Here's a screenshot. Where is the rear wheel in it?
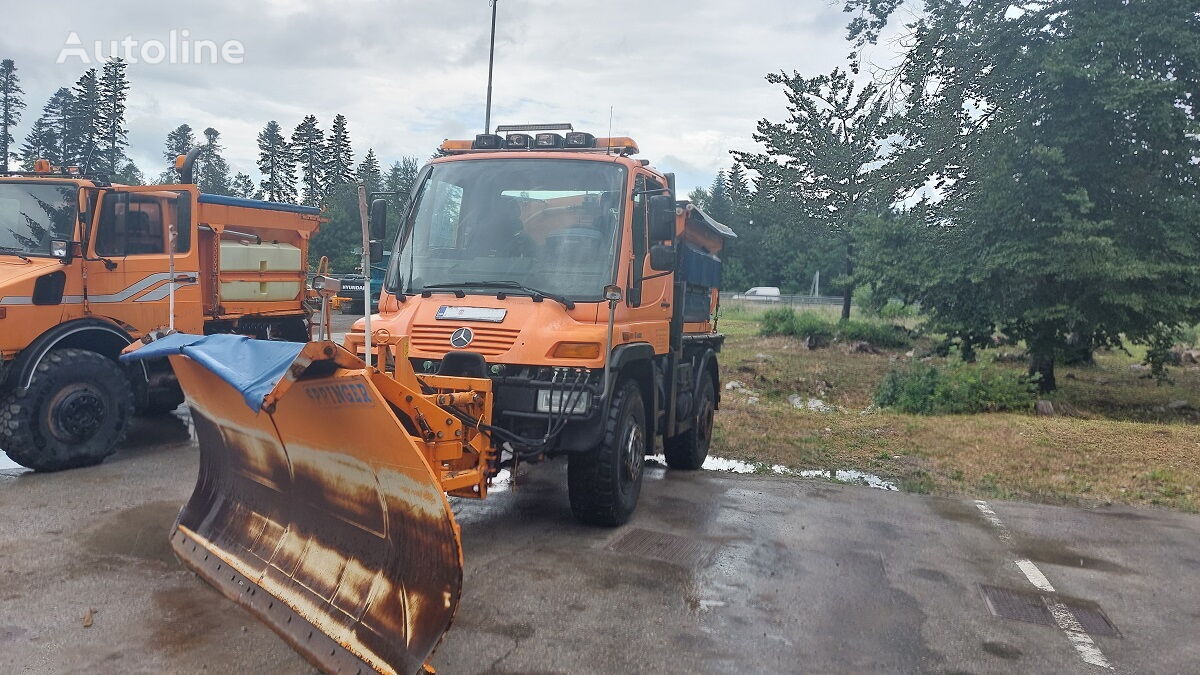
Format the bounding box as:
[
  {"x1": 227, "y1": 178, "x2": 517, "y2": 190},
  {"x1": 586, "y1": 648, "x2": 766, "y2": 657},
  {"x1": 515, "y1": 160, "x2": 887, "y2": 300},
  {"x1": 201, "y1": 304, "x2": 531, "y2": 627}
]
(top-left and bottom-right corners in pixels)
[
  {"x1": 663, "y1": 370, "x2": 715, "y2": 470},
  {"x1": 568, "y1": 379, "x2": 646, "y2": 526},
  {"x1": 0, "y1": 348, "x2": 134, "y2": 471}
]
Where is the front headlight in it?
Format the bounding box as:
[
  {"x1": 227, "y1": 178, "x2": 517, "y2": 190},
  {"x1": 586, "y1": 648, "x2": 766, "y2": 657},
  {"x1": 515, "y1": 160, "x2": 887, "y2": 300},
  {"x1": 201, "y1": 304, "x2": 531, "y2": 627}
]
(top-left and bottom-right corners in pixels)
[{"x1": 536, "y1": 389, "x2": 591, "y2": 415}]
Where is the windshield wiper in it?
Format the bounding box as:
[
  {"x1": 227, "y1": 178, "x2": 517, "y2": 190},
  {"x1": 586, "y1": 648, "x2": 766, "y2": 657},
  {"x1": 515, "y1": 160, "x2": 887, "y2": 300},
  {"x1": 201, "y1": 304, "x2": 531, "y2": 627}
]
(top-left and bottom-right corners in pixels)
[
  {"x1": 423, "y1": 281, "x2": 576, "y2": 309},
  {"x1": 0, "y1": 246, "x2": 32, "y2": 263}
]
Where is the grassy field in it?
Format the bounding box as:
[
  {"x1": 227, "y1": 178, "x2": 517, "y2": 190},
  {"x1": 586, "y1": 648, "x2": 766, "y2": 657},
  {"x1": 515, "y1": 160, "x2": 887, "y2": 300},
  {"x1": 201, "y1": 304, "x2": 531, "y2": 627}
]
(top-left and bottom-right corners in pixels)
[{"x1": 710, "y1": 310, "x2": 1200, "y2": 512}]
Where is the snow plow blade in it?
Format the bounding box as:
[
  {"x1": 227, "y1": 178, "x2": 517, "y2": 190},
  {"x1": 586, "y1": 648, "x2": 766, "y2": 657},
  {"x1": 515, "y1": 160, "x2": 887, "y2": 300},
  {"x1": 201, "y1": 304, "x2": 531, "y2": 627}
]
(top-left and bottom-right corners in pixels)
[{"x1": 122, "y1": 333, "x2": 495, "y2": 674}]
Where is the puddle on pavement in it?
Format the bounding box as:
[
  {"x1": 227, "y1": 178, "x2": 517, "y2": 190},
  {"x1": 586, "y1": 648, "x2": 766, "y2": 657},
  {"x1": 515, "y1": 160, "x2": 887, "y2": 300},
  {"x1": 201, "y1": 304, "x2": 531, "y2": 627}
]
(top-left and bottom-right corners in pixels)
[
  {"x1": 649, "y1": 454, "x2": 898, "y2": 491},
  {"x1": 79, "y1": 501, "x2": 181, "y2": 567},
  {"x1": 1017, "y1": 541, "x2": 1132, "y2": 575}
]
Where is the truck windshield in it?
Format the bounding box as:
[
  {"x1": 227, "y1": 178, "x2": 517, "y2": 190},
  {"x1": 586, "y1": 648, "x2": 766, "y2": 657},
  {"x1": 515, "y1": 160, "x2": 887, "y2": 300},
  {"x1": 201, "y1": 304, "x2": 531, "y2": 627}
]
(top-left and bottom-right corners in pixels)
[
  {"x1": 387, "y1": 159, "x2": 625, "y2": 302},
  {"x1": 0, "y1": 182, "x2": 78, "y2": 257}
]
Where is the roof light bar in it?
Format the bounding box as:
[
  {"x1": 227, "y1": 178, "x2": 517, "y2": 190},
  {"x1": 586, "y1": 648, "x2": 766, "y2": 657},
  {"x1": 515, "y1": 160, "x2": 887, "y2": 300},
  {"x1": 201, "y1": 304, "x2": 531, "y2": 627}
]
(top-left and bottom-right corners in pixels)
[{"x1": 495, "y1": 123, "x2": 574, "y2": 133}]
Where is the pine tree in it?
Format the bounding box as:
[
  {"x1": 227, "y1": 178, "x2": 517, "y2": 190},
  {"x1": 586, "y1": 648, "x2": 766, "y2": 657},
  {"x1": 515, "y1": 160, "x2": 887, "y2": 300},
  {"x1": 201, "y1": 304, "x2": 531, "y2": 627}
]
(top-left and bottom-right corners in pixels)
[
  {"x1": 726, "y1": 163, "x2": 750, "y2": 206},
  {"x1": 383, "y1": 156, "x2": 420, "y2": 240},
  {"x1": 705, "y1": 171, "x2": 732, "y2": 223},
  {"x1": 97, "y1": 58, "x2": 130, "y2": 176},
  {"x1": 68, "y1": 68, "x2": 102, "y2": 172},
  {"x1": 37, "y1": 88, "x2": 75, "y2": 168},
  {"x1": 356, "y1": 149, "x2": 382, "y2": 194},
  {"x1": 324, "y1": 113, "x2": 355, "y2": 191},
  {"x1": 18, "y1": 117, "x2": 56, "y2": 169},
  {"x1": 291, "y1": 115, "x2": 325, "y2": 206},
  {"x1": 161, "y1": 123, "x2": 195, "y2": 181},
  {"x1": 257, "y1": 120, "x2": 296, "y2": 203},
  {"x1": 0, "y1": 59, "x2": 25, "y2": 172},
  {"x1": 113, "y1": 160, "x2": 144, "y2": 185},
  {"x1": 231, "y1": 172, "x2": 256, "y2": 199},
  {"x1": 195, "y1": 127, "x2": 232, "y2": 195}
]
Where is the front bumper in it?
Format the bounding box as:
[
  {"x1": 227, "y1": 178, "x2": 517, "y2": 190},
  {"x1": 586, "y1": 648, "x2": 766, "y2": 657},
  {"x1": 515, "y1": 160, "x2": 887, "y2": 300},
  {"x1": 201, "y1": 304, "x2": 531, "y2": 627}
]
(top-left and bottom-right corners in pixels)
[{"x1": 413, "y1": 358, "x2": 607, "y2": 453}]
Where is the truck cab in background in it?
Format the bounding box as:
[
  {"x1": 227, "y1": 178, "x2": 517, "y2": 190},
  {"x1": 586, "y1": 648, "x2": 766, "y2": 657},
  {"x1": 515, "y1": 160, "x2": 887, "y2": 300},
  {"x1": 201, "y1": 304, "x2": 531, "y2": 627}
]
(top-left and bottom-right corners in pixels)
[
  {"x1": 358, "y1": 126, "x2": 735, "y2": 525},
  {"x1": 0, "y1": 158, "x2": 321, "y2": 471}
]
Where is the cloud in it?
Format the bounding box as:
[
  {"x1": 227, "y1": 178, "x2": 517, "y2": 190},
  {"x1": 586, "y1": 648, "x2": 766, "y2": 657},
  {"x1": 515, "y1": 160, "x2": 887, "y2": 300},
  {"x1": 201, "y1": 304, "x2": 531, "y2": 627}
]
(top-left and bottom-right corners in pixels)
[{"x1": 1, "y1": 0, "x2": 899, "y2": 191}]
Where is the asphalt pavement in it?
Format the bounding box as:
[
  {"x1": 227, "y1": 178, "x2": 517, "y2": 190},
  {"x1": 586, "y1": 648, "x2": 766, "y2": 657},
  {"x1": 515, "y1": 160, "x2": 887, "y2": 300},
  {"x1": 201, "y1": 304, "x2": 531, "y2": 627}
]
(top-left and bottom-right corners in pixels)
[{"x1": 1, "y1": 403, "x2": 1199, "y2": 673}]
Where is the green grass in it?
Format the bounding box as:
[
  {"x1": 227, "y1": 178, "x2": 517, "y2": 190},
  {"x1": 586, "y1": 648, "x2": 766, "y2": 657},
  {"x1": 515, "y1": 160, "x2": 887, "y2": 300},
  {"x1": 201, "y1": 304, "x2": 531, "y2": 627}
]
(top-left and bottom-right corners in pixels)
[{"x1": 712, "y1": 312, "x2": 1200, "y2": 512}]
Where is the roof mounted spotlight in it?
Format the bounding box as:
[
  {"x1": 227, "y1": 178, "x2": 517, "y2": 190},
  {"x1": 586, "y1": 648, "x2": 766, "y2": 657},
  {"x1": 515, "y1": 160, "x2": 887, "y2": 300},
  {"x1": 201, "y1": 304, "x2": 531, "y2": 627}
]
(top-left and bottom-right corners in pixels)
[
  {"x1": 534, "y1": 133, "x2": 564, "y2": 149},
  {"x1": 564, "y1": 132, "x2": 596, "y2": 148},
  {"x1": 505, "y1": 133, "x2": 533, "y2": 149},
  {"x1": 472, "y1": 134, "x2": 503, "y2": 150}
]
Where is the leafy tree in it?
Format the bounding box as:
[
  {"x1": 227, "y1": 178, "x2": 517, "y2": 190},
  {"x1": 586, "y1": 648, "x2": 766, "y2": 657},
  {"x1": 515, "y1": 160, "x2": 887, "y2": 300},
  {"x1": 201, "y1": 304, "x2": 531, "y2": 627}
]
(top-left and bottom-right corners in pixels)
[
  {"x1": 195, "y1": 127, "x2": 232, "y2": 195},
  {"x1": 0, "y1": 59, "x2": 25, "y2": 172},
  {"x1": 256, "y1": 120, "x2": 296, "y2": 203},
  {"x1": 356, "y1": 148, "x2": 382, "y2": 195},
  {"x1": 324, "y1": 113, "x2": 355, "y2": 191},
  {"x1": 383, "y1": 156, "x2": 420, "y2": 240},
  {"x1": 291, "y1": 115, "x2": 325, "y2": 206},
  {"x1": 97, "y1": 58, "x2": 130, "y2": 176},
  {"x1": 848, "y1": 0, "x2": 1200, "y2": 390},
  {"x1": 735, "y1": 68, "x2": 890, "y2": 319},
  {"x1": 230, "y1": 172, "x2": 256, "y2": 199},
  {"x1": 309, "y1": 184, "x2": 363, "y2": 272},
  {"x1": 161, "y1": 123, "x2": 195, "y2": 182},
  {"x1": 68, "y1": 68, "x2": 102, "y2": 172}
]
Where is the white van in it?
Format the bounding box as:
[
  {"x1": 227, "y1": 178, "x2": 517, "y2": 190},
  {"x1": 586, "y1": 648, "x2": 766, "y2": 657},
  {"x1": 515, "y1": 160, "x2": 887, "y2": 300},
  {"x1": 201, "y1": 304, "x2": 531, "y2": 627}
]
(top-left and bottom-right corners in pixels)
[{"x1": 732, "y1": 286, "x2": 782, "y2": 302}]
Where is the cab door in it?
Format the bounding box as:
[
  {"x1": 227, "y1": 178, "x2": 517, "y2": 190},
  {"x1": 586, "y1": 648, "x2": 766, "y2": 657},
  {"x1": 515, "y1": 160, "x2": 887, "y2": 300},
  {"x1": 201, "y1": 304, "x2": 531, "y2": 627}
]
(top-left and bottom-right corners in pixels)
[{"x1": 85, "y1": 186, "x2": 203, "y2": 335}]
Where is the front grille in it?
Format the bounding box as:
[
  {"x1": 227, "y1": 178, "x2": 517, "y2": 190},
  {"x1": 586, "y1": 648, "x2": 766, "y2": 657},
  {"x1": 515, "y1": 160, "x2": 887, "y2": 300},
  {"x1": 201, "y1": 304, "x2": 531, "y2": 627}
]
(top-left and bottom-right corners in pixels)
[{"x1": 409, "y1": 324, "x2": 522, "y2": 356}]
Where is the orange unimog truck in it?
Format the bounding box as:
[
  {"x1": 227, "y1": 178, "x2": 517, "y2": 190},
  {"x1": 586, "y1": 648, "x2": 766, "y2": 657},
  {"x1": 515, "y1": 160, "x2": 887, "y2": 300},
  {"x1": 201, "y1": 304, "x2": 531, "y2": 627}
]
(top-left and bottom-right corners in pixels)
[
  {"x1": 361, "y1": 125, "x2": 736, "y2": 525},
  {"x1": 0, "y1": 156, "x2": 320, "y2": 471}
]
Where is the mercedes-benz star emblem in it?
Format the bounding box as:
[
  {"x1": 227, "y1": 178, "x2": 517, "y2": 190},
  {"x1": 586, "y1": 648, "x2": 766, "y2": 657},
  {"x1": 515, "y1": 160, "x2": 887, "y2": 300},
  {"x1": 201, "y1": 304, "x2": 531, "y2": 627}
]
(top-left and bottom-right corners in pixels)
[{"x1": 450, "y1": 327, "x2": 474, "y2": 349}]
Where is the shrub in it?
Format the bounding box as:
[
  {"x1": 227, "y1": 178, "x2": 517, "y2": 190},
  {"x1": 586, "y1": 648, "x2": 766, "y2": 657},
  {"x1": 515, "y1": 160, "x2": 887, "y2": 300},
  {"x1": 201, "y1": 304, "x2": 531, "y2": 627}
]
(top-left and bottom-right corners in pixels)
[
  {"x1": 837, "y1": 319, "x2": 912, "y2": 348},
  {"x1": 759, "y1": 307, "x2": 798, "y2": 336},
  {"x1": 874, "y1": 362, "x2": 1037, "y2": 415},
  {"x1": 877, "y1": 300, "x2": 918, "y2": 320},
  {"x1": 760, "y1": 308, "x2": 911, "y2": 347}
]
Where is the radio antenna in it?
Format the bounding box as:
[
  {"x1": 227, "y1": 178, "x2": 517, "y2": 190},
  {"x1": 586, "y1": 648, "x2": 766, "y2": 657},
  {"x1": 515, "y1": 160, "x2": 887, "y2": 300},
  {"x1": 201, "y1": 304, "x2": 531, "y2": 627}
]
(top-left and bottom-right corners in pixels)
[{"x1": 606, "y1": 106, "x2": 613, "y2": 155}]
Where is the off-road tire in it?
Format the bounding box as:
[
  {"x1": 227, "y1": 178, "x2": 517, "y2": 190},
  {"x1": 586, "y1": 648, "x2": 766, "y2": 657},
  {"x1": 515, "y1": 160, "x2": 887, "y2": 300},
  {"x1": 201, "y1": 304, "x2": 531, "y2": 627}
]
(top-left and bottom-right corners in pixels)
[
  {"x1": 0, "y1": 348, "x2": 134, "y2": 471},
  {"x1": 663, "y1": 371, "x2": 715, "y2": 470},
  {"x1": 568, "y1": 380, "x2": 646, "y2": 526}
]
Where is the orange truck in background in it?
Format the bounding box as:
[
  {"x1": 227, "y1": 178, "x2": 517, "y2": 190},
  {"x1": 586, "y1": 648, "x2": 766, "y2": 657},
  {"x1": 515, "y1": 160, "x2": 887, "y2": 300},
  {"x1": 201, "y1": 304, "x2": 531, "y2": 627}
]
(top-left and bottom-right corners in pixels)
[
  {"x1": 358, "y1": 124, "x2": 736, "y2": 525},
  {"x1": 0, "y1": 155, "x2": 320, "y2": 471}
]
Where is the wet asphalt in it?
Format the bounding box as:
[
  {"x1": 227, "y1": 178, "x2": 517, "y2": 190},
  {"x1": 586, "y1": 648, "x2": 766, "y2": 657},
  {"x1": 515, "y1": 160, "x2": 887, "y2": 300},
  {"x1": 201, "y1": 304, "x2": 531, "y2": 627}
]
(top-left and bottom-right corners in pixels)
[{"x1": 1, "y1": 407, "x2": 1198, "y2": 675}]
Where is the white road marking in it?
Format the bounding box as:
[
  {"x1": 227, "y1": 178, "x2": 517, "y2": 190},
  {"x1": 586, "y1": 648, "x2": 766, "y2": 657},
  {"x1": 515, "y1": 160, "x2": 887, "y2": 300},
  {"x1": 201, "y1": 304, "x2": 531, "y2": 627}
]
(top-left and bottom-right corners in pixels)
[
  {"x1": 973, "y1": 499, "x2": 1113, "y2": 670},
  {"x1": 1015, "y1": 558, "x2": 1055, "y2": 592}
]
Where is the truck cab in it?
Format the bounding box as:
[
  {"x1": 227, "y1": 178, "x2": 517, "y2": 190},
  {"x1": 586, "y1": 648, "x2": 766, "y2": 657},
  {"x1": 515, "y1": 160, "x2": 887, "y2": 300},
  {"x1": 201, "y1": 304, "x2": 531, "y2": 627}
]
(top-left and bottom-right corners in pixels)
[{"x1": 359, "y1": 127, "x2": 735, "y2": 524}]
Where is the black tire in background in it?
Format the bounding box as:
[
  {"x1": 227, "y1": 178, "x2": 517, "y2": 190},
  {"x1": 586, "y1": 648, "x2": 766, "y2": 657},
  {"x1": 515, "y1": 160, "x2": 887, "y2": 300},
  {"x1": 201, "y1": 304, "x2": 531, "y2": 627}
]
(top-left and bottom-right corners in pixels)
[
  {"x1": 140, "y1": 386, "x2": 185, "y2": 415},
  {"x1": 0, "y1": 348, "x2": 134, "y2": 471},
  {"x1": 567, "y1": 379, "x2": 647, "y2": 526},
  {"x1": 663, "y1": 370, "x2": 716, "y2": 470}
]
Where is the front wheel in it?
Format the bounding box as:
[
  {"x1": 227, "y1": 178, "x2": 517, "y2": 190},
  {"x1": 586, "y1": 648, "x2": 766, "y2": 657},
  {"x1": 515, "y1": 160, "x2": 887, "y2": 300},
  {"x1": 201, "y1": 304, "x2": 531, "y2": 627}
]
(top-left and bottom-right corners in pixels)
[
  {"x1": 568, "y1": 380, "x2": 646, "y2": 526},
  {"x1": 0, "y1": 348, "x2": 134, "y2": 471},
  {"x1": 663, "y1": 371, "x2": 715, "y2": 470}
]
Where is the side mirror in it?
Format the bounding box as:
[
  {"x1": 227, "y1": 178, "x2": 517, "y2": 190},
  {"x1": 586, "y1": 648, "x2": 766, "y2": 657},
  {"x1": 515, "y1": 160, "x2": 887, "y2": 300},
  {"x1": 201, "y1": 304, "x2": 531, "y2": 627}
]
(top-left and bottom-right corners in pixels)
[
  {"x1": 368, "y1": 199, "x2": 388, "y2": 241},
  {"x1": 648, "y1": 194, "x2": 676, "y2": 242},
  {"x1": 649, "y1": 243, "x2": 676, "y2": 271},
  {"x1": 369, "y1": 240, "x2": 384, "y2": 264}
]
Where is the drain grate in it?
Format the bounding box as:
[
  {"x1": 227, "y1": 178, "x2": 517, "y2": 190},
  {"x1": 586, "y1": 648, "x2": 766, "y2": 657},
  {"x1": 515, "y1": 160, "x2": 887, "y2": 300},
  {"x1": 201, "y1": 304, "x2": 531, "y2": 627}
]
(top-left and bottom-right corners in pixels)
[
  {"x1": 981, "y1": 585, "x2": 1055, "y2": 627},
  {"x1": 980, "y1": 585, "x2": 1120, "y2": 637},
  {"x1": 608, "y1": 528, "x2": 714, "y2": 569}
]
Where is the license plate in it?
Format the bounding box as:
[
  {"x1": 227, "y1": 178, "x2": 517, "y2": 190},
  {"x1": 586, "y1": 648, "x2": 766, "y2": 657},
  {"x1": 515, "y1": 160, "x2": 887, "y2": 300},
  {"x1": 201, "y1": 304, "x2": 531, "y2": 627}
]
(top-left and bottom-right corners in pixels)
[{"x1": 435, "y1": 306, "x2": 507, "y2": 323}]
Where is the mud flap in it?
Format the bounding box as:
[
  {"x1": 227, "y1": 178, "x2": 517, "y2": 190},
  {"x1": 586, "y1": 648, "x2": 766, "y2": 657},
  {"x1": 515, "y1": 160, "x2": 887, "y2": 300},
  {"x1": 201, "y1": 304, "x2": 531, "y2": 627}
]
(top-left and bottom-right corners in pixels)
[{"x1": 167, "y1": 353, "x2": 462, "y2": 675}]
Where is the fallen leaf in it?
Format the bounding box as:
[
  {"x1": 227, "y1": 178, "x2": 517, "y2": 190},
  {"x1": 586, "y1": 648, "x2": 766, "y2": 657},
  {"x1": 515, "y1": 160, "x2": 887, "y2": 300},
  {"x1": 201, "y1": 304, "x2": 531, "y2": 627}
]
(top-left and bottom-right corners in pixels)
[{"x1": 82, "y1": 608, "x2": 95, "y2": 628}]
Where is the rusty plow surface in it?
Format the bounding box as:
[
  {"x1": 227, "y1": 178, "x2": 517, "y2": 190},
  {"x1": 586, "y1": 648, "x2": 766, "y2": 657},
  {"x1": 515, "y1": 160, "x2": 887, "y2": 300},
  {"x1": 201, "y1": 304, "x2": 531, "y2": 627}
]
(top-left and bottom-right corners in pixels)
[{"x1": 167, "y1": 351, "x2": 463, "y2": 675}]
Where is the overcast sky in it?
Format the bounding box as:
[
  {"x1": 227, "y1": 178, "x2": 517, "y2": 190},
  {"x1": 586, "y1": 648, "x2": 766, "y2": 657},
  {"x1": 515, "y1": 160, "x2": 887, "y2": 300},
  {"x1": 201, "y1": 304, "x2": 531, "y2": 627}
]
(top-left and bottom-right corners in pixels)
[{"x1": 2, "y1": 1, "x2": 891, "y2": 193}]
